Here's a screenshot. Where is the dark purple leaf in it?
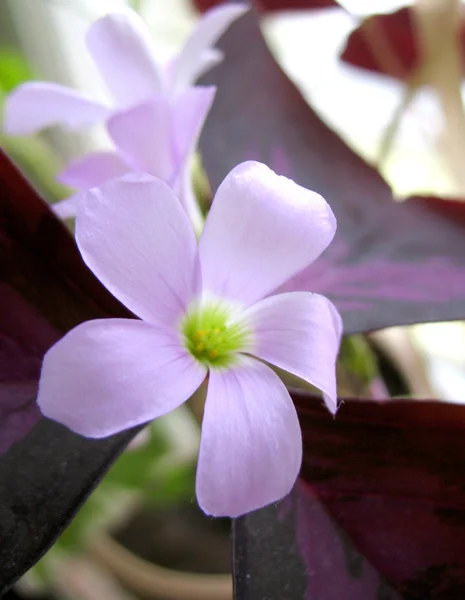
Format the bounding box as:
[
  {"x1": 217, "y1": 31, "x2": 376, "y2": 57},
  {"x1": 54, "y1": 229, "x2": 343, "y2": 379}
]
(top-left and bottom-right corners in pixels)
[
  {"x1": 234, "y1": 392, "x2": 465, "y2": 599},
  {"x1": 193, "y1": 0, "x2": 339, "y2": 14},
  {"x1": 409, "y1": 195, "x2": 465, "y2": 229},
  {"x1": 0, "y1": 150, "x2": 129, "y2": 451},
  {"x1": 340, "y1": 5, "x2": 465, "y2": 81},
  {"x1": 0, "y1": 151, "x2": 139, "y2": 592},
  {"x1": 340, "y1": 7, "x2": 418, "y2": 80},
  {"x1": 199, "y1": 4, "x2": 465, "y2": 334}
]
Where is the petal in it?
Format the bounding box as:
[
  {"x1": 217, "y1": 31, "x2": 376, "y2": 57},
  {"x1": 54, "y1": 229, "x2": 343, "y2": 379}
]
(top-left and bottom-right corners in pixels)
[
  {"x1": 107, "y1": 98, "x2": 174, "y2": 181},
  {"x1": 107, "y1": 87, "x2": 215, "y2": 187},
  {"x1": 52, "y1": 195, "x2": 79, "y2": 220},
  {"x1": 198, "y1": 161, "x2": 337, "y2": 306},
  {"x1": 174, "y1": 163, "x2": 204, "y2": 237},
  {"x1": 170, "y1": 4, "x2": 248, "y2": 96},
  {"x1": 196, "y1": 357, "x2": 302, "y2": 517},
  {"x1": 75, "y1": 174, "x2": 199, "y2": 327},
  {"x1": 244, "y1": 292, "x2": 342, "y2": 414},
  {"x1": 37, "y1": 319, "x2": 206, "y2": 438},
  {"x1": 172, "y1": 86, "x2": 216, "y2": 230},
  {"x1": 173, "y1": 86, "x2": 216, "y2": 170},
  {"x1": 3, "y1": 82, "x2": 109, "y2": 135},
  {"x1": 57, "y1": 152, "x2": 129, "y2": 190},
  {"x1": 86, "y1": 10, "x2": 163, "y2": 109}
]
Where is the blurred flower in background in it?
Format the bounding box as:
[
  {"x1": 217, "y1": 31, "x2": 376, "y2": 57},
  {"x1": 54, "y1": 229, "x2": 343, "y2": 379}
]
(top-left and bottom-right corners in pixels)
[{"x1": 3, "y1": 4, "x2": 246, "y2": 231}]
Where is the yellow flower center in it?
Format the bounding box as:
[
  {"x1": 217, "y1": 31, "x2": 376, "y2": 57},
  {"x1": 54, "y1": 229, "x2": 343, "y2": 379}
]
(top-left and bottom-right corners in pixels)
[{"x1": 180, "y1": 300, "x2": 250, "y2": 368}]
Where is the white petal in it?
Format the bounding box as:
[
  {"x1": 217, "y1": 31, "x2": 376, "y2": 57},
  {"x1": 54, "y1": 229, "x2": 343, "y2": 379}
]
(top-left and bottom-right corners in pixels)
[
  {"x1": 75, "y1": 174, "x2": 198, "y2": 327},
  {"x1": 57, "y1": 152, "x2": 129, "y2": 190},
  {"x1": 196, "y1": 357, "x2": 302, "y2": 517},
  {"x1": 38, "y1": 319, "x2": 206, "y2": 438},
  {"x1": 86, "y1": 10, "x2": 164, "y2": 108},
  {"x1": 198, "y1": 161, "x2": 336, "y2": 306},
  {"x1": 3, "y1": 83, "x2": 108, "y2": 135},
  {"x1": 107, "y1": 97, "x2": 174, "y2": 180},
  {"x1": 244, "y1": 292, "x2": 342, "y2": 414},
  {"x1": 170, "y1": 4, "x2": 248, "y2": 96}
]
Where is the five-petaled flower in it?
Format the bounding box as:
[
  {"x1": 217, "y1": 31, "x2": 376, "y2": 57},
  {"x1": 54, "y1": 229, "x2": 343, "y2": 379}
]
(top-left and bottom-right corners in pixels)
[
  {"x1": 3, "y1": 5, "x2": 247, "y2": 231},
  {"x1": 37, "y1": 161, "x2": 342, "y2": 517}
]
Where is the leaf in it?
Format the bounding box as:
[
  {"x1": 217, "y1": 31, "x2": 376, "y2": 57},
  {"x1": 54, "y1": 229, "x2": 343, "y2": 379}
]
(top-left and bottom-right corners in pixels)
[
  {"x1": 0, "y1": 48, "x2": 33, "y2": 94},
  {"x1": 340, "y1": 5, "x2": 465, "y2": 82},
  {"x1": 340, "y1": 7, "x2": 419, "y2": 80},
  {"x1": 409, "y1": 195, "x2": 465, "y2": 228},
  {"x1": 192, "y1": 0, "x2": 338, "y2": 14},
  {"x1": 234, "y1": 392, "x2": 465, "y2": 599},
  {"x1": 199, "y1": 6, "x2": 465, "y2": 334},
  {"x1": 0, "y1": 151, "x2": 140, "y2": 593},
  {"x1": 103, "y1": 424, "x2": 167, "y2": 491}
]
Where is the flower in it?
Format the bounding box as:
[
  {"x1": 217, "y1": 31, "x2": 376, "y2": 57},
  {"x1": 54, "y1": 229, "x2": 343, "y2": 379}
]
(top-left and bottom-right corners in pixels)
[
  {"x1": 37, "y1": 161, "x2": 341, "y2": 517},
  {"x1": 3, "y1": 5, "x2": 247, "y2": 231}
]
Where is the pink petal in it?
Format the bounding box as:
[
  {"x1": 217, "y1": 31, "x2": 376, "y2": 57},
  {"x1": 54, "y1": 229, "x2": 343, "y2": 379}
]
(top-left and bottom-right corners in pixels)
[
  {"x1": 3, "y1": 82, "x2": 109, "y2": 136},
  {"x1": 173, "y1": 86, "x2": 216, "y2": 169},
  {"x1": 75, "y1": 174, "x2": 198, "y2": 327},
  {"x1": 37, "y1": 319, "x2": 206, "y2": 438},
  {"x1": 86, "y1": 10, "x2": 163, "y2": 109},
  {"x1": 174, "y1": 165, "x2": 204, "y2": 236},
  {"x1": 172, "y1": 86, "x2": 216, "y2": 229},
  {"x1": 244, "y1": 292, "x2": 342, "y2": 414},
  {"x1": 127, "y1": 427, "x2": 150, "y2": 451},
  {"x1": 170, "y1": 4, "x2": 248, "y2": 96},
  {"x1": 196, "y1": 357, "x2": 302, "y2": 517},
  {"x1": 52, "y1": 195, "x2": 79, "y2": 220},
  {"x1": 57, "y1": 152, "x2": 129, "y2": 190},
  {"x1": 198, "y1": 161, "x2": 337, "y2": 307},
  {"x1": 106, "y1": 98, "x2": 174, "y2": 181}
]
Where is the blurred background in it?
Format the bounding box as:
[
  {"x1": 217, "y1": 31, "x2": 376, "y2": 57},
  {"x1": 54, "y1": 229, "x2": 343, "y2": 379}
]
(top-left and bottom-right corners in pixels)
[{"x1": 1, "y1": 0, "x2": 465, "y2": 598}]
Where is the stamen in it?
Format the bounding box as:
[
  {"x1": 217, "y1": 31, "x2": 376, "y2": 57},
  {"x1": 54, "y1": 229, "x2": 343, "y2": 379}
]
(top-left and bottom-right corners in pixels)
[{"x1": 180, "y1": 300, "x2": 250, "y2": 368}]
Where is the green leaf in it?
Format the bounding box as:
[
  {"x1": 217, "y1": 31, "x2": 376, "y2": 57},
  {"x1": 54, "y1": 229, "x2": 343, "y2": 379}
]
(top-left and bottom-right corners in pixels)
[
  {"x1": 0, "y1": 48, "x2": 32, "y2": 94},
  {"x1": 104, "y1": 424, "x2": 168, "y2": 490}
]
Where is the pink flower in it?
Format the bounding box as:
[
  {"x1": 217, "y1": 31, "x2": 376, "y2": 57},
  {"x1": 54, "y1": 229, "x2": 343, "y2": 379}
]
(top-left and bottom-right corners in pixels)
[
  {"x1": 37, "y1": 161, "x2": 341, "y2": 517},
  {"x1": 3, "y1": 5, "x2": 247, "y2": 231}
]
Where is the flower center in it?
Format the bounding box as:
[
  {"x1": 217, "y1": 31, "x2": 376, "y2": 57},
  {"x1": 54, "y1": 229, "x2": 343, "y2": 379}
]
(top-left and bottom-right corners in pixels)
[{"x1": 180, "y1": 300, "x2": 250, "y2": 368}]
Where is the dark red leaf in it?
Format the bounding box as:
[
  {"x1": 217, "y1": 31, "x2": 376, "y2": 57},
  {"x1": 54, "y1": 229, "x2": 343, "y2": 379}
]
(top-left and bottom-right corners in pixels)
[
  {"x1": 0, "y1": 151, "x2": 139, "y2": 592},
  {"x1": 199, "y1": 7, "x2": 465, "y2": 334},
  {"x1": 340, "y1": 5, "x2": 465, "y2": 81},
  {"x1": 409, "y1": 195, "x2": 465, "y2": 229},
  {"x1": 234, "y1": 392, "x2": 465, "y2": 599},
  {"x1": 193, "y1": 0, "x2": 338, "y2": 14},
  {"x1": 0, "y1": 150, "x2": 129, "y2": 453},
  {"x1": 341, "y1": 7, "x2": 418, "y2": 80}
]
